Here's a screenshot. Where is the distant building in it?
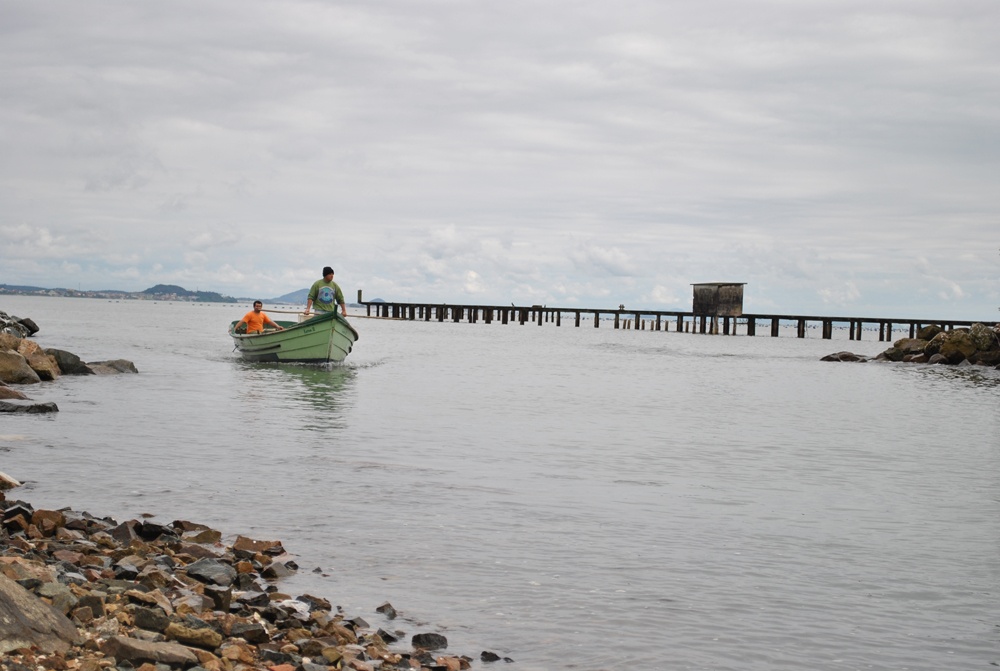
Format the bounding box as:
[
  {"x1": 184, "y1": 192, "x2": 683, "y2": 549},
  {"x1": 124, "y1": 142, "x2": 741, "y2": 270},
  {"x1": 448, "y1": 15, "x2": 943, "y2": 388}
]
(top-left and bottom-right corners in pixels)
[{"x1": 691, "y1": 282, "x2": 745, "y2": 317}]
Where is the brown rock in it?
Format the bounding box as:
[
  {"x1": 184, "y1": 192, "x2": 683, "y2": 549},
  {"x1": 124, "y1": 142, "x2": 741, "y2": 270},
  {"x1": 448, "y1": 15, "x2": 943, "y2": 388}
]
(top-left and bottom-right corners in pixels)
[
  {"x1": 233, "y1": 535, "x2": 284, "y2": 554},
  {"x1": 0, "y1": 350, "x2": 41, "y2": 384},
  {"x1": 26, "y1": 352, "x2": 61, "y2": 381},
  {"x1": 164, "y1": 621, "x2": 223, "y2": 649},
  {"x1": 0, "y1": 385, "x2": 30, "y2": 400}
]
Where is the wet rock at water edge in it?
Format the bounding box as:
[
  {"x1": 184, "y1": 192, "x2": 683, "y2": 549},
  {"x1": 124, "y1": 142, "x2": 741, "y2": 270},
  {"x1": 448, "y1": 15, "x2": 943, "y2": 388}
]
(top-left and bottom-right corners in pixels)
[
  {"x1": 0, "y1": 350, "x2": 41, "y2": 384},
  {"x1": 820, "y1": 351, "x2": 868, "y2": 362},
  {"x1": 45, "y1": 348, "x2": 95, "y2": 375},
  {"x1": 0, "y1": 382, "x2": 30, "y2": 400},
  {"x1": 413, "y1": 631, "x2": 449, "y2": 650},
  {"x1": 87, "y1": 358, "x2": 138, "y2": 375},
  {"x1": 376, "y1": 601, "x2": 398, "y2": 619},
  {"x1": 0, "y1": 400, "x2": 58, "y2": 413}
]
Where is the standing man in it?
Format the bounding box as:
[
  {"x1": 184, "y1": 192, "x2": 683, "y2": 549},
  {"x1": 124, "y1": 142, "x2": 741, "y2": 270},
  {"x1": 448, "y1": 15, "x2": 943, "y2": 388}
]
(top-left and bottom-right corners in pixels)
[
  {"x1": 304, "y1": 266, "x2": 347, "y2": 317},
  {"x1": 235, "y1": 301, "x2": 284, "y2": 334}
]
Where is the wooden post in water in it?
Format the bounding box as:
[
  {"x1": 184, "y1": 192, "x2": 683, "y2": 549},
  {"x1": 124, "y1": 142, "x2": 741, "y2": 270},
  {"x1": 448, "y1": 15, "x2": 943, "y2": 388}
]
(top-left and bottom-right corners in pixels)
[
  {"x1": 575, "y1": 311, "x2": 581, "y2": 327},
  {"x1": 796, "y1": 319, "x2": 806, "y2": 338},
  {"x1": 771, "y1": 318, "x2": 780, "y2": 337},
  {"x1": 747, "y1": 318, "x2": 756, "y2": 336},
  {"x1": 614, "y1": 313, "x2": 620, "y2": 329},
  {"x1": 594, "y1": 312, "x2": 600, "y2": 328}
]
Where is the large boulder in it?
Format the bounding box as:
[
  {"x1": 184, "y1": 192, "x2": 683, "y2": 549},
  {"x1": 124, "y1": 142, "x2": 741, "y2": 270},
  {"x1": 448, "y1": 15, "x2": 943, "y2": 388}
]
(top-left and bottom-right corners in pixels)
[
  {"x1": 938, "y1": 330, "x2": 977, "y2": 364},
  {"x1": 916, "y1": 324, "x2": 944, "y2": 340},
  {"x1": 969, "y1": 323, "x2": 999, "y2": 351},
  {"x1": 45, "y1": 348, "x2": 95, "y2": 375},
  {"x1": 0, "y1": 312, "x2": 31, "y2": 338},
  {"x1": 19, "y1": 343, "x2": 61, "y2": 381},
  {"x1": 892, "y1": 338, "x2": 928, "y2": 356},
  {"x1": 0, "y1": 350, "x2": 41, "y2": 384},
  {"x1": 0, "y1": 574, "x2": 80, "y2": 654},
  {"x1": 0, "y1": 332, "x2": 22, "y2": 351}
]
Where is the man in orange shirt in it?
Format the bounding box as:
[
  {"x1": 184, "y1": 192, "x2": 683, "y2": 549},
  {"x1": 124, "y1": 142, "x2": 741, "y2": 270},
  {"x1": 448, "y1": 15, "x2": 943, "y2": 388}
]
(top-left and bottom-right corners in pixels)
[{"x1": 235, "y1": 301, "x2": 285, "y2": 334}]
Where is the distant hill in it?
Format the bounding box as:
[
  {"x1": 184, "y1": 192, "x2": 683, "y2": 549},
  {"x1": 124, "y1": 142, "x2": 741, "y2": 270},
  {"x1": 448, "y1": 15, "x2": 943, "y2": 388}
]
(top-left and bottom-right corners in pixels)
[
  {"x1": 142, "y1": 284, "x2": 236, "y2": 303},
  {"x1": 269, "y1": 288, "x2": 309, "y2": 304}
]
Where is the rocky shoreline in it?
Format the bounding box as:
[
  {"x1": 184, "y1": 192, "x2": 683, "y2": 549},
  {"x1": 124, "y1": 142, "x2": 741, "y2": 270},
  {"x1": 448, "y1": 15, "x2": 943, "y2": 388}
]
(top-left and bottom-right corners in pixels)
[
  {"x1": 1, "y1": 310, "x2": 510, "y2": 668},
  {"x1": 0, "y1": 481, "x2": 508, "y2": 670},
  {"x1": 1, "y1": 310, "x2": 138, "y2": 413},
  {"x1": 822, "y1": 322, "x2": 1000, "y2": 366}
]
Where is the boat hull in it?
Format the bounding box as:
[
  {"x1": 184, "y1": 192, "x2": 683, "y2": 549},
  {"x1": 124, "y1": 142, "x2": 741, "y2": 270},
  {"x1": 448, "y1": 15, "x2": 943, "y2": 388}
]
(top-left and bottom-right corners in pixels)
[{"x1": 229, "y1": 311, "x2": 359, "y2": 363}]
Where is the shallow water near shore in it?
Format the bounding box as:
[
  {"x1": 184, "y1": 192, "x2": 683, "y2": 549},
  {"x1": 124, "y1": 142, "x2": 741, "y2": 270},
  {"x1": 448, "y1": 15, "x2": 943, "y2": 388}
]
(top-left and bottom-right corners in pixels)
[{"x1": 2, "y1": 295, "x2": 999, "y2": 670}]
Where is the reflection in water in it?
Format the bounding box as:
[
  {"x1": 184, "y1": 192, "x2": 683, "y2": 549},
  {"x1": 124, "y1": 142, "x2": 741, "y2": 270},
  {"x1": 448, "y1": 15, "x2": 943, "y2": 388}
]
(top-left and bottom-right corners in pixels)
[{"x1": 233, "y1": 362, "x2": 357, "y2": 431}]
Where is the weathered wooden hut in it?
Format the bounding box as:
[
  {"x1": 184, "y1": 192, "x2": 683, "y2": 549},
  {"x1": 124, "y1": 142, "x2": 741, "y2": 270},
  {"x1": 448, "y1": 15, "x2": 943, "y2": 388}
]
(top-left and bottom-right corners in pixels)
[{"x1": 691, "y1": 282, "x2": 745, "y2": 317}]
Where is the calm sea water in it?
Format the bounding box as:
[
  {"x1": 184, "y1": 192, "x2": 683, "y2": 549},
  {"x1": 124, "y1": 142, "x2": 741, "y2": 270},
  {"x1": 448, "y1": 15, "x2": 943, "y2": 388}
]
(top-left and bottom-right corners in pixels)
[{"x1": 2, "y1": 296, "x2": 998, "y2": 670}]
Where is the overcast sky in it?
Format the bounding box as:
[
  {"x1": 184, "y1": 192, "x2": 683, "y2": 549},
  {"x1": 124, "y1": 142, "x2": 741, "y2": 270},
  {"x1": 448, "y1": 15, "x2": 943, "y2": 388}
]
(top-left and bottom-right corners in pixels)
[{"x1": 1, "y1": 1, "x2": 997, "y2": 319}]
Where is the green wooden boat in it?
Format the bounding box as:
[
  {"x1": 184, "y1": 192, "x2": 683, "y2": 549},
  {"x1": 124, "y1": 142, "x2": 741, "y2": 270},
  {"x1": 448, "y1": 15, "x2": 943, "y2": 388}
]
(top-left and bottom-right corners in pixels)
[{"x1": 229, "y1": 310, "x2": 359, "y2": 363}]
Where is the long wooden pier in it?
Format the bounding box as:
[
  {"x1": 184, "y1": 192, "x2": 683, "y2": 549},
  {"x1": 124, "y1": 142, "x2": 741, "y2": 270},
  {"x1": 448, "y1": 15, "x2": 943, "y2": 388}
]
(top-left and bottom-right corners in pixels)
[{"x1": 357, "y1": 297, "x2": 992, "y2": 342}]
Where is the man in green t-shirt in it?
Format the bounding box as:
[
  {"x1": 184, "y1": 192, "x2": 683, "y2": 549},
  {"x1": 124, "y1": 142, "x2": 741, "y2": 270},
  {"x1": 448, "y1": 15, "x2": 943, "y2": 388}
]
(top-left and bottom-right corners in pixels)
[{"x1": 304, "y1": 266, "x2": 347, "y2": 317}]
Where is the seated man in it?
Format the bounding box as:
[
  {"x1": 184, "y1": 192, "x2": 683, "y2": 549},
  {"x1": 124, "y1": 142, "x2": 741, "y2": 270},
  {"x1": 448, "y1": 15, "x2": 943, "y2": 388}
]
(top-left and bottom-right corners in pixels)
[{"x1": 235, "y1": 301, "x2": 285, "y2": 334}]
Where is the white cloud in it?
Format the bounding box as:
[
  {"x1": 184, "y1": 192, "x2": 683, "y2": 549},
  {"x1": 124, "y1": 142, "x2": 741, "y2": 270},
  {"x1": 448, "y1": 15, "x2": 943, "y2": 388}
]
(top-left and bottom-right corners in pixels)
[{"x1": 0, "y1": 1, "x2": 997, "y2": 318}]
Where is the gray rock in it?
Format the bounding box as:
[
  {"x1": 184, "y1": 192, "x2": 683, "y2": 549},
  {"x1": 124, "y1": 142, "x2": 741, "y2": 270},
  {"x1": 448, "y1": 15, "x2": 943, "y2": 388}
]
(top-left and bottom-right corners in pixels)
[
  {"x1": 134, "y1": 605, "x2": 171, "y2": 632},
  {"x1": 916, "y1": 324, "x2": 944, "y2": 340},
  {"x1": 17, "y1": 317, "x2": 39, "y2": 335},
  {"x1": 99, "y1": 634, "x2": 198, "y2": 666},
  {"x1": 88, "y1": 359, "x2": 139, "y2": 375},
  {"x1": 45, "y1": 348, "x2": 95, "y2": 375},
  {"x1": 821, "y1": 351, "x2": 867, "y2": 362},
  {"x1": 412, "y1": 632, "x2": 448, "y2": 650},
  {"x1": 0, "y1": 401, "x2": 59, "y2": 413},
  {"x1": 184, "y1": 557, "x2": 237, "y2": 587},
  {"x1": 0, "y1": 574, "x2": 80, "y2": 654}
]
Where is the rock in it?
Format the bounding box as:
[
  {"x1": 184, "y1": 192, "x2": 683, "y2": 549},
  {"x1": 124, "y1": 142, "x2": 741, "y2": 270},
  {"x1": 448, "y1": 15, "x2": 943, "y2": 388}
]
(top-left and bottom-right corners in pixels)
[
  {"x1": 938, "y1": 330, "x2": 977, "y2": 364},
  {"x1": 412, "y1": 632, "x2": 448, "y2": 650},
  {"x1": 25, "y1": 351, "x2": 61, "y2": 381},
  {"x1": 0, "y1": 312, "x2": 31, "y2": 338},
  {"x1": 164, "y1": 621, "x2": 224, "y2": 649},
  {"x1": 376, "y1": 601, "x2": 397, "y2": 619},
  {"x1": 0, "y1": 350, "x2": 42, "y2": 384},
  {"x1": 880, "y1": 346, "x2": 905, "y2": 362},
  {"x1": 44, "y1": 348, "x2": 95, "y2": 375},
  {"x1": 185, "y1": 557, "x2": 237, "y2": 586},
  {"x1": 916, "y1": 324, "x2": 943, "y2": 340},
  {"x1": 0, "y1": 574, "x2": 80, "y2": 654},
  {"x1": 481, "y1": 650, "x2": 502, "y2": 662},
  {"x1": 928, "y1": 353, "x2": 949, "y2": 365},
  {"x1": 971, "y1": 350, "x2": 1000, "y2": 366},
  {"x1": 0, "y1": 332, "x2": 23, "y2": 351},
  {"x1": 0, "y1": 384, "x2": 30, "y2": 400},
  {"x1": 969, "y1": 323, "x2": 999, "y2": 351},
  {"x1": 0, "y1": 471, "x2": 22, "y2": 490},
  {"x1": 892, "y1": 338, "x2": 928, "y2": 355},
  {"x1": 17, "y1": 317, "x2": 39, "y2": 336},
  {"x1": 134, "y1": 605, "x2": 171, "y2": 632},
  {"x1": 88, "y1": 359, "x2": 138, "y2": 375},
  {"x1": 233, "y1": 535, "x2": 285, "y2": 555},
  {"x1": 100, "y1": 635, "x2": 199, "y2": 666},
  {"x1": 820, "y1": 351, "x2": 867, "y2": 362},
  {"x1": 0, "y1": 401, "x2": 59, "y2": 413}
]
